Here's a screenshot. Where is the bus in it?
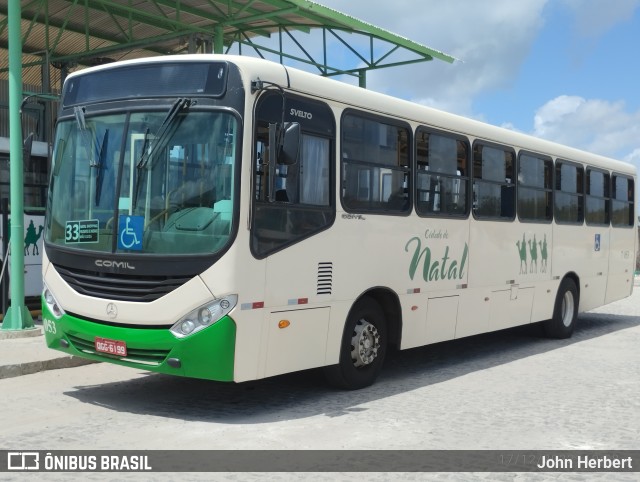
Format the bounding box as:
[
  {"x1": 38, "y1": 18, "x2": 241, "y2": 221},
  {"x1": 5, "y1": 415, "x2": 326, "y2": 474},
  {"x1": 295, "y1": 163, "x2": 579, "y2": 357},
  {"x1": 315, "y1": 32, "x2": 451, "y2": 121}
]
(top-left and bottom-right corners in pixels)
[
  {"x1": 0, "y1": 136, "x2": 49, "y2": 311},
  {"x1": 41, "y1": 55, "x2": 637, "y2": 389}
]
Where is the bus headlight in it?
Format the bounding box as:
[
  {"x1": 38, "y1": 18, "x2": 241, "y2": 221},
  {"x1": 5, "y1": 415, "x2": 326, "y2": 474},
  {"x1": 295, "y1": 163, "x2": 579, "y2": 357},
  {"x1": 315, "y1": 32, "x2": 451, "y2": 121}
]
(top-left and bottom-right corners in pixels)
[
  {"x1": 43, "y1": 282, "x2": 66, "y2": 320},
  {"x1": 170, "y1": 294, "x2": 237, "y2": 339}
]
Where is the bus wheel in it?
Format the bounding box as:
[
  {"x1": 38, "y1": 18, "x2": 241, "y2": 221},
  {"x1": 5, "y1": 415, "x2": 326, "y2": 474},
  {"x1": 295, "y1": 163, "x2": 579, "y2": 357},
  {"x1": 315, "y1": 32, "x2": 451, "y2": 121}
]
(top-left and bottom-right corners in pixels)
[
  {"x1": 324, "y1": 297, "x2": 387, "y2": 390},
  {"x1": 543, "y1": 278, "x2": 578, "y2": 339}
]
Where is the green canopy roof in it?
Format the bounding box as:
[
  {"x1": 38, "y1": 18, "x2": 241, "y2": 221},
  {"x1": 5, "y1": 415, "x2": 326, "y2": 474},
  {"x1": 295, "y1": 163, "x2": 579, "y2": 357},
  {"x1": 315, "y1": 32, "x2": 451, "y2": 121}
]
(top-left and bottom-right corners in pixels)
[{"x1": 0, "y1": 0, "x2": 455, "y2": 90}]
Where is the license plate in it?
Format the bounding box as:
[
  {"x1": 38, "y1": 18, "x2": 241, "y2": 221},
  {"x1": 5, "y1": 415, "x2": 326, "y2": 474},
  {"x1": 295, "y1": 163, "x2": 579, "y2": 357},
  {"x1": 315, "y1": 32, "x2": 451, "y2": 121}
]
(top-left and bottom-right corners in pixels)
[{"x1": 94, "y1": 337, "x2": 127, "y2": 357}]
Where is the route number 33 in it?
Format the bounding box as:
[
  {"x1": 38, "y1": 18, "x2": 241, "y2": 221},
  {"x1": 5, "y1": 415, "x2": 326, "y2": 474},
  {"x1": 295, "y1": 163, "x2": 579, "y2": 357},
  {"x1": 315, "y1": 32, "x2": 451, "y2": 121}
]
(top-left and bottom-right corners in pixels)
[{"x1": 65, "y1": 223, "x2": 80, "y2": 242}]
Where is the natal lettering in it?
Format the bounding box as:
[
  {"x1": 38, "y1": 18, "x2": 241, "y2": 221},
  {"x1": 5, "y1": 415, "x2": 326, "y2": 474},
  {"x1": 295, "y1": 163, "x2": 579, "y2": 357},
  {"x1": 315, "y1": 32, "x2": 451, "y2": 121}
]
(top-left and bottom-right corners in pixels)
[{"x1": 405, "y1": 236, "x2": 468, "y2": 282}]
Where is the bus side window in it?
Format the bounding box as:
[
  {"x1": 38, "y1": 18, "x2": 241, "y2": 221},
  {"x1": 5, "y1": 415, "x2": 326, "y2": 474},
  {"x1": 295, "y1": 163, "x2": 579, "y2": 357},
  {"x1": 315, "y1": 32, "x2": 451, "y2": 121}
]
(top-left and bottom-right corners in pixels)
[
  {"x1": 555, "y1": 161, "x2": 584, "y2": 224},
  {"x1": 0, "y1": 156, "x2": 8, "y2": 203},
  {"x1": 585, "y1": 168, "x2": 610, "y2": 226},
  {"x1": 341, "y1": 112, "x2": 410, "y2": 214},
  {"x1": 612, "y1": 174, "x2": 634, "y2": 227},
  {"x1": 1, "y1": 151, "x2": 49, "y2": 214},
  {"x1": 472, "y1": 142, "x2": 515, "y2": 220},
  {"x1": 517, "y1": 152, "x2": 553, "y2": 222},
  {"x1": 415, "y1": 127, "x2": 469, "y2": 217},
  {"x1": 251, "y1": 93, "x2": 335, "y2": 258}
]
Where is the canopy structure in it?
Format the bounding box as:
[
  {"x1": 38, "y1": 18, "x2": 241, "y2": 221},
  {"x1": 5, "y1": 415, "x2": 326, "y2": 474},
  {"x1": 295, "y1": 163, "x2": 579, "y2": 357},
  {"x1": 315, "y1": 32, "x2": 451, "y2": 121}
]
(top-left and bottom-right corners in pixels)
[{"x1": 0, "y1": 0, "x2": 455, "y2": 91}]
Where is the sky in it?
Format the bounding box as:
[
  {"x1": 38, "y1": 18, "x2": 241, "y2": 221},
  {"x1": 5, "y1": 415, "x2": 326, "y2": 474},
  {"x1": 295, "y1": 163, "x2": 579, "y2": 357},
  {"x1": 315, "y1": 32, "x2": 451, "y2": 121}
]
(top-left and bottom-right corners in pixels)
[{"x1": 247, "y1": 0, "x2": 640, "y2": 185}]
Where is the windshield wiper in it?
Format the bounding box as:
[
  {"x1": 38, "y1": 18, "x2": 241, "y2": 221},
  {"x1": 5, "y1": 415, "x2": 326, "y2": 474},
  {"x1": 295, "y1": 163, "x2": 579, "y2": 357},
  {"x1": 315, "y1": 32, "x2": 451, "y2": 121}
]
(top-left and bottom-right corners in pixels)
[
  {"x1": 133, "y1": 98, "x2": 193, "y2": 207},
  {"x1": 74, "y1": 106, "x2": 109, "y2": 205},
  {"x1": 137, "y1": 127, "x2": 150, "y2": 169},
  {"x1": 95, "y1": 129, "x2": 109, "y2": 205},
  {"x1": 136, "y1": 98, "x2": 192, "y2": 169},
  {"x1": 73, "y1": 105, "x2": 100, "y2": 167}
]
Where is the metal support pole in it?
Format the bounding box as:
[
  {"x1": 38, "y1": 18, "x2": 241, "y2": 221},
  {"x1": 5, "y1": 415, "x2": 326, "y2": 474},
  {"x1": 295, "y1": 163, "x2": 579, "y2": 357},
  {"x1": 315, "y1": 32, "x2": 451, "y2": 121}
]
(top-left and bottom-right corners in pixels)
[
  {"x1": 59, "y1": 63, "x2": 69, "y2": 89},
  {"x1": 3, "y1": 0, "x2": 34, "y2": 330},
  {"x1": 188, "y1": 34, "x2": 197, "y2": 54},
  {"x1": 41, "y1": 51, "x2": 52, "y2": 145},
  {"x1": 214, "y1": 25, "x2": 224, "y2": 54},
  {"x1": 358, "y1": 69, "x2": 367, "y2": 89}
]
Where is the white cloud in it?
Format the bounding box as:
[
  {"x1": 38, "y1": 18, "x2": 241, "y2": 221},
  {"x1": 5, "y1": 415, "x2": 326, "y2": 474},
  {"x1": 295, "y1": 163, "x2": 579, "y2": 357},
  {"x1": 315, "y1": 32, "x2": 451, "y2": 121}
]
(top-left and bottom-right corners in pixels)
[
  {"x1": 559, "y1": 0, "x2": 640, "y2": 65},
  {"x1": 532, "y1": 95, "x2": 640, "y2": 170},
  {"x1": 624, "y1": 148, "x2": 640, "y2": 165},
  {"x1": 561, "y1": 0, "x2": 640, "y2": 37}
]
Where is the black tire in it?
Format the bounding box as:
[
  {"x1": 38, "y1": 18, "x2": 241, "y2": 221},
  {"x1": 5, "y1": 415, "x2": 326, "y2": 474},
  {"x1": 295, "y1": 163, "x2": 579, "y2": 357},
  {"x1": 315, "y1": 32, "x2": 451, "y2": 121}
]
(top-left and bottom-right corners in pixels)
[
  {"x1": 543, "y1": 278, "x2": 579, "y2": 339},
  {"x1": 324, "y1": 297, "x2": 387, "y2": 390}
]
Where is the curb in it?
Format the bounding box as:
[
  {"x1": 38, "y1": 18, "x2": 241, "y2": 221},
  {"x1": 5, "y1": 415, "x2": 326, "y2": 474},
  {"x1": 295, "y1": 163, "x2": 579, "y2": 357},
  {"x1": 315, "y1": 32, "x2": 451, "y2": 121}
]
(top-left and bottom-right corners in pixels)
[
  {"x1": 0, "y1": 324, "x2": 99, "y2": 380},
  {"x1": 0, "y1": 356, "x2": 97, "y2": 380},
  {"x1": 0, "y1": 326, "x2": 42, "y2": 340}
]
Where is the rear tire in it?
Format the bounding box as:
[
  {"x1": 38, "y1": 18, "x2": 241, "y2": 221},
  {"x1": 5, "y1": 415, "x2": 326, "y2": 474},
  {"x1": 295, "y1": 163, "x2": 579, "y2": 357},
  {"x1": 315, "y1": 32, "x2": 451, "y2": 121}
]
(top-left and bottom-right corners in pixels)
[
  {"x1": 543, "y1": 278, "x2": 578, "y2": 339},
  {"x1": 324, "y1": 297, "x2": 387, "y2": 390}
]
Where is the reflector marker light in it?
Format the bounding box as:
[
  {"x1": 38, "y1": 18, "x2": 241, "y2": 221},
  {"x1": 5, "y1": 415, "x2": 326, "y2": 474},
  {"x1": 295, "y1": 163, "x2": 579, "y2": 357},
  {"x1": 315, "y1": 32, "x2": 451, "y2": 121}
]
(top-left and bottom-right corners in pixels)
[
  {"x1": 287, "y1": 298, "x2": 308, "y2": 306},
  {"x1": 407, "y1": 288, "x2": 421, "y2": 294},
  {"x1": 241, "y1": 301, "x2": 265, "y2": 310}
]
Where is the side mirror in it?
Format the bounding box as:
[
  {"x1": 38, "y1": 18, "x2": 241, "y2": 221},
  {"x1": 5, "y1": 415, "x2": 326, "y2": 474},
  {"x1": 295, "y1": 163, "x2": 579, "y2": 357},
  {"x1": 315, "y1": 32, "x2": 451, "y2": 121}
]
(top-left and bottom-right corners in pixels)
[
  {"x1": 279, "y1": 122, "x2": 300, "y2": 166},
  {"x1": 23, "y1": 132, "x2": 34, "y2": 165},
  {"x1": 266, "y1": 122, "x2": 300, "y2": 202}
]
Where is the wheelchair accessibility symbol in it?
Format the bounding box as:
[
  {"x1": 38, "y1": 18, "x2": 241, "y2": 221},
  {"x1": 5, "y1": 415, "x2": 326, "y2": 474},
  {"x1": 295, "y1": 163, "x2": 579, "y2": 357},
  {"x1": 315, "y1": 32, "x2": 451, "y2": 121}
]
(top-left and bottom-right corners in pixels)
[{"x1": 118, "y1": 215, "x2": 144, "y2": 251}]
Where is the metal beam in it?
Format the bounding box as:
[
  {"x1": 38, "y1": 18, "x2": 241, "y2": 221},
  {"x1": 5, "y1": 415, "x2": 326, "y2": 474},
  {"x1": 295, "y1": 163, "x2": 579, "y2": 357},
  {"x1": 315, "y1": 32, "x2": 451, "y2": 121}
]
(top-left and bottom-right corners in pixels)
[
  {"x1": 57, "y1": 0, "x2": 194, "y2": 33},
  {"x1": 285, "y1": 0, "x2": 455, "y2": 63}
]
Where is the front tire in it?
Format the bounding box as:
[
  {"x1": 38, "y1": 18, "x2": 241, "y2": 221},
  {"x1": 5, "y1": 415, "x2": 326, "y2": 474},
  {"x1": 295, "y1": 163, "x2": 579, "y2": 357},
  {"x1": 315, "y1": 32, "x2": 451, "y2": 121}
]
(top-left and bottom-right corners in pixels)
[
  {"x1": 543, "y1": 278, "x2": 579, "y2": 339},
  {"x1": 324, "y1": 297, "x2": 387, "y2": 390}
]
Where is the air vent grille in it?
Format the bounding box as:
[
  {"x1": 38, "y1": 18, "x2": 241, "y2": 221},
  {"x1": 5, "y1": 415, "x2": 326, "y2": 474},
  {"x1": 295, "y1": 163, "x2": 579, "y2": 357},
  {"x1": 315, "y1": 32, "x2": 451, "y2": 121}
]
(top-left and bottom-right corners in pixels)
[
  {"x1": 317, "y1": 262, "x2": 333, "y2": 295},
  {"x1": 54, "y1": 264, "x2": 191, "y2": 302}
]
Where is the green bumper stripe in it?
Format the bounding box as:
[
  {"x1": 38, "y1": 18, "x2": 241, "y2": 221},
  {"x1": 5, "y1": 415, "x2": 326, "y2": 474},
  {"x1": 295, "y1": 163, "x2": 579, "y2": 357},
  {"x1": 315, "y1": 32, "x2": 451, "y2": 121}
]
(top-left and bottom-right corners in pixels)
[{"x1": 41, "y1": 301, "x2": 236, "y2": 381}]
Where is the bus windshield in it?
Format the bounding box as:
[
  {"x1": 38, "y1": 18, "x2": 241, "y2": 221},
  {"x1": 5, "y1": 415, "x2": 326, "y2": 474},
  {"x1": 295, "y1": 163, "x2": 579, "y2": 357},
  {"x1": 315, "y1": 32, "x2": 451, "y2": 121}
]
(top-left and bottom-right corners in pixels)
[{"x1": 46, "y1": 109, "x2": 237, "y2": 256}]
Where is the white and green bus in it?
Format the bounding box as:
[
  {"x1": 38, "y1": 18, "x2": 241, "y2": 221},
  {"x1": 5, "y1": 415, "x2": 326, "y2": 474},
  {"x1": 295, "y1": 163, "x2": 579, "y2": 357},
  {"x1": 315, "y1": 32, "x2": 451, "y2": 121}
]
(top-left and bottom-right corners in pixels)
[{"x1": 42, "y1": 55, "x2": 637, "y2": 389}]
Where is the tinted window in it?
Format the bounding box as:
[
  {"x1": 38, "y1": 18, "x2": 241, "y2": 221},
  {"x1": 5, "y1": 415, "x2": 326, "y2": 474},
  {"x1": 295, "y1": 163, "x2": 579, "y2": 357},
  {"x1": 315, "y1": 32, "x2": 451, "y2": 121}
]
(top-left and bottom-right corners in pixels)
[
  {"x1": 518, "y1": 152, "x2": 552, "y2": 222},
  {"x1": 585, "y1": 169, "x2": 610, "y2": 225},
  {"x1": 341, "y1": 113, "x2": 410, "y2": 214},
  {"x1": 251, "y1": 93, "x2": 335, "y2": 258},
  {"x1": 0, "y1": 153, "x2": 48, "y2": 213},
  {"x1": 415, "y1": 128, "x2": 469, "y2": 217},
  {"x1": 63, "y1": 62, "x2": 228, "y2": 107},
  {"x1": 472, "y1": 142, "x2": 515, "y2": 219},
  {"x1": 611, "y1": 174, "x2": 634, "y2": 227},
  {"x1": 554, "y1": 161, "x2": 584, "y2": 224}
]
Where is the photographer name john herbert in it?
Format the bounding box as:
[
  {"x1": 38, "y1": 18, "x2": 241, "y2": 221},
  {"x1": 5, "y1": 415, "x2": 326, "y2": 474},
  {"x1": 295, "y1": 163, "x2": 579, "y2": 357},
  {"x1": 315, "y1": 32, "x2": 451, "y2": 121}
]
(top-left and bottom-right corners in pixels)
[{"x1": 538, "y1": 454, "x2": 634, "y2": 470}]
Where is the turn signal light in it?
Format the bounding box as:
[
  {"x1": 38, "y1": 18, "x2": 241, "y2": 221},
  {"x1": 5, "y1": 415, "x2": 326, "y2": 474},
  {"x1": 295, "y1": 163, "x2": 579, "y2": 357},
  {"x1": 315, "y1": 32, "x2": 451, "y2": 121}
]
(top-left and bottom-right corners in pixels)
[{"x1": 278, "y1": 320, "x2": 290, "y2": 329}]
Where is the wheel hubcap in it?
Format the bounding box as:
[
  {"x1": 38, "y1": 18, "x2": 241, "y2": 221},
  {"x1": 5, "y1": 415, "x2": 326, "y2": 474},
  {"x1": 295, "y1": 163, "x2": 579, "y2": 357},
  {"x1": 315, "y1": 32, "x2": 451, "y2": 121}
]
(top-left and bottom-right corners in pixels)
[
  {"x1": 561, "y1": 291, "x2": 575, "y2": 327},
  {"x1": 350, "y1": 319, "x2": 380, "y2": 367}
]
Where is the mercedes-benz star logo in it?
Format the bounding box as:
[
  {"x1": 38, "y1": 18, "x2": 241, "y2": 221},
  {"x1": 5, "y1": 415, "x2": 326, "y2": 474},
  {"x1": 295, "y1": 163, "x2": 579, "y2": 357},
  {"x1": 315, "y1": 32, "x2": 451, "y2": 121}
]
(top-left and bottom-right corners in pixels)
[{"x1": 106, "y1": 303, "x2": 118, "y2": 319}]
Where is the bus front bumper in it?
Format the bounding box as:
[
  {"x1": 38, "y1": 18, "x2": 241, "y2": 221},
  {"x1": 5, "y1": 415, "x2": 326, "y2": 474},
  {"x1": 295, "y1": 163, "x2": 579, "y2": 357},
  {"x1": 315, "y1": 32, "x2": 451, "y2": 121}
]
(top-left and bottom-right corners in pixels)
[{"x1": 41, "y1": 302, "x2": 236, "y2": 381}]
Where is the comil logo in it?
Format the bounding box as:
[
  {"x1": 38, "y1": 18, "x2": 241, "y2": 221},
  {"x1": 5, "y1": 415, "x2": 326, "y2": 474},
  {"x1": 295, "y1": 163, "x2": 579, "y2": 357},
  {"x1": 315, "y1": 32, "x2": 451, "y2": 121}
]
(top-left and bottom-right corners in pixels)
[
  {"x1": 8, "y1": 452, "x2": 39, "y2": 470},
  {"x1": 95, "y1": 259, "x2": 135, "y2": 270}
]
